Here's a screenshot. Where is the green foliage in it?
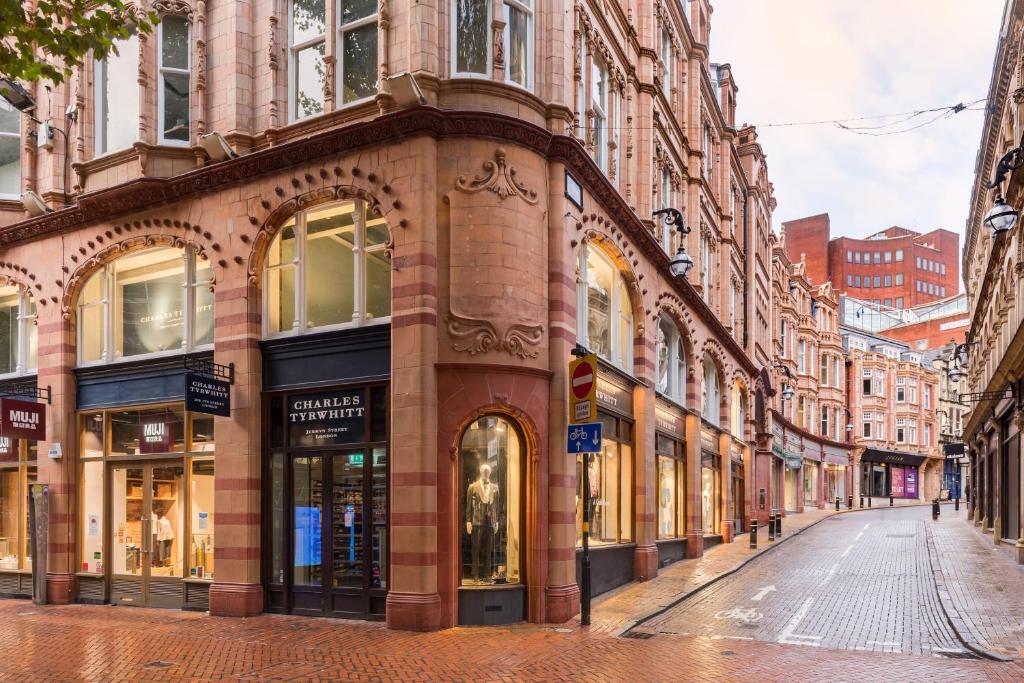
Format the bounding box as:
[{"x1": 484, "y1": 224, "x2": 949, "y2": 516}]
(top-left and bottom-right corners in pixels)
[{"x1": 0, "y1": 0, "x2": 157, "y2": 87}]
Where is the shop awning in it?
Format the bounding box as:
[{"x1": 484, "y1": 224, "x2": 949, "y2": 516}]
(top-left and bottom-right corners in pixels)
[{"x1": 860, "y1": 448, "x2": 926, "y2": 468}]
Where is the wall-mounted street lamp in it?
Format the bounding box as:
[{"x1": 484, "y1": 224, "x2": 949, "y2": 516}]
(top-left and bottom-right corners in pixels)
[
  {"x1": 843, "y1": 407, "x2": 854, "y2": 434},
  {"x1": 652, "y1": 208, "x2": 693, "y2": 278},
  {"x1": 772, "y1": 362, "x2": 795, "y2": 401},
  {"x1": 946, "y1": 341, "x2": 978, "y2": 383},
  {"x1": 985, "y1": 133, "x2": 1024, "y2": 235}
]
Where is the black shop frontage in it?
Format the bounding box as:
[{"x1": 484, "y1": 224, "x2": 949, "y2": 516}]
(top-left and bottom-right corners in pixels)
[{"x1": 860, "y1": 448, "x2": 924, "y2": 499}]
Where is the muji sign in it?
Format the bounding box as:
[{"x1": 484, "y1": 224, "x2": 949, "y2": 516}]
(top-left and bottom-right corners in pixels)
[{"x1": 0, "y1": 398, "x2": 45, "y2": 441}]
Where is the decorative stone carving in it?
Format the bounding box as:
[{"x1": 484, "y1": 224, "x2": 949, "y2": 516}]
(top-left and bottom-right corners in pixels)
[
  {"x1": 150, "y1": 0, "x2": 195, "y2": 20},
  {"x1": 268, "y1": 16, "x2": 279, "y2": 70},
  {"x1": 446, "y1": 310, "x2": 544, "y2": 359},
  {"x1": 492, "y1": 20, "x2": 505, "y2": 70},
  {"x1": 324, "y1": 56, "x2": 336, "y2": 105},
  {"x1": 455, "y1": 148, "x2": 539, "y2": 205}
]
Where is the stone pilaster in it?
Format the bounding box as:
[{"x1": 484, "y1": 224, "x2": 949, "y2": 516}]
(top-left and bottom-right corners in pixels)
[
  {"x1": 632, "y1": 381, "x2": 658, "y2": 580},
  {"x1": 209, "y1": 276, "x2": 263, "y2": 617},
  {"x1": 38, "y1": 313, "x2": 77, "y2": 605},
  {"x1": 684, "y1": 413, "x2": 704, "y2": 557}
]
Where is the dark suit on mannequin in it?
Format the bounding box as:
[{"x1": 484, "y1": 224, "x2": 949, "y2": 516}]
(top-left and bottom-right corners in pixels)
[{"x1": 466, "y1": 464, "x2": 500, "y2": 582}]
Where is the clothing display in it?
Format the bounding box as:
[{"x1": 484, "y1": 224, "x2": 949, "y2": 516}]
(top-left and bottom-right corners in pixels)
[{"x1": 465, "y1": 467, "x2": 499, "y2": 583}]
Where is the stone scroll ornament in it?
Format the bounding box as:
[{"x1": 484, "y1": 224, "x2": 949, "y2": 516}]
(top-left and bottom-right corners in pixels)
[
  {"x1": 455, "y1": 148, "x2": 539, "y2": 205},
  {"x1": 446, "y1": 311, "x2": 543, "y2": 360}
]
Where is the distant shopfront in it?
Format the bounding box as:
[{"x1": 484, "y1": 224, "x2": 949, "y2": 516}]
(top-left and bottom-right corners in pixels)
[
  {"x1": 860, "y1": 449, "x2": 925, "y2": 499},
  {"x1": 655, "y1": 399, "x2": 687, "y2": 565},
  {"x1": 824, "y1": 445, "x2": 849, "y2": 502}
]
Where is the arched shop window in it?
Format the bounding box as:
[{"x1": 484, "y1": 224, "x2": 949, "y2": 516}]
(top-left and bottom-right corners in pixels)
[
  {"x1": 459, "y1": 416, "x2": 522, "y2": 586},
  {"x1": 655, "y1": 315, "x2": 686, "y2": 404},
  {"x1": 264, "y1": 200, "x2": 391, "y2": 336},
  {"x1": 0, "y1": 283, "x2": 37, "y2": 376},
  {"x1": 577, "y1": 244, "x2": 633, "y2": 372},
  {"x1": 77, "y1": 247, "x2": 214, "y2": 365}
]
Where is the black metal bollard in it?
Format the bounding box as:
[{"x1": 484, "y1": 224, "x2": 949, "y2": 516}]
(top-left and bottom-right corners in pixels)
[
  {"x1": 835, "y1": 497, "x2": 840, "y2": 511},
  {"x1": 768, "y1": 513, "x2": 776, "y2": 541},
  {"x1": 955, "y1": 497, "x2": 960, "y2": 512},
  {"x1": 860, "y1": 495, "x2": 864, "y2": 509},
  {"x1": 777, "y1": 513, "x2": 783, "y2": 539},
  {"x1": 889, "y1": 494, "x2": 894, "y2": 507},
  {"x1": 750, "y1": 521, "x2": 758, "y2": 549},
  {"x1": 868, "y1": 496, "x2": 872, "y2": 507},
  {"x1": 932, "y1": 499, "x2": 940, "y2": 520},
  {"x1": 848, "y1": 495, "x2": 853, "y2": 509}
]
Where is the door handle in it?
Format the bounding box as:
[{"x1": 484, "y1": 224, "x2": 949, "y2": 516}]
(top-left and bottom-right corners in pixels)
[{"x1": 141, "y1": 518, "x2": 151, "y2": 553}]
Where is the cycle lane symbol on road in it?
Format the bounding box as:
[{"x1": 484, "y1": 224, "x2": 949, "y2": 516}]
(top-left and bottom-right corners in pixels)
[{"x1": 713, "y1": 607, "x2": 763, "y2": 624}]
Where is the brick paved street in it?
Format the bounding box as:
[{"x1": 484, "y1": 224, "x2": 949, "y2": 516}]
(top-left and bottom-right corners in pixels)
[
  {"x1": 634, "y1": 506, "x2": 966, "y2": 656},
  {"x1": 0, "y1": 505, "x2": 1022, "y2": 681}
]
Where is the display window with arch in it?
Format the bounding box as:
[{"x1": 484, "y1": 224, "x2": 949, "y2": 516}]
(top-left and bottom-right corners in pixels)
[
  {"x1": 577, "y1": 242, "x2": 634, "y2": 374},
  {"x1": 701, "y1": 357, "x2": 722, "y2": 427},
  {"x1": 76, "y1": 246, "x2": 214, "y2": 366},
  {"x1": 458, "y1": 415, "x2": 523, "y2": 587},
  {"x1": 263, "y1": 199, "x2": 391, "y2": 338}
]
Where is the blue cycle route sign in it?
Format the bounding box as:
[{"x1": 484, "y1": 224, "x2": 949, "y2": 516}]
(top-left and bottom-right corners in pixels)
[{"x1": 567, "y1": 422, "x2": 602, "y2": 454}]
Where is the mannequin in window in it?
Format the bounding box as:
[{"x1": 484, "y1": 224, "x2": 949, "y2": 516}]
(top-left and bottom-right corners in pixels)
[
  {"x1": 465, "y1": 463, "x2": 499, "y2": 583},
  {"x1": 156, "y1": 512, "x2": 174, "y2": 567}
]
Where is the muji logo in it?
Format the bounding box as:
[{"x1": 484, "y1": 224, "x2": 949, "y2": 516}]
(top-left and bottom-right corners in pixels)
[
  {"x1": 9, "y1": 410, "x2": 38, "y2": 429},
  {"x1": 144, "y1": 423, "x2": 166, "y2": 442}
]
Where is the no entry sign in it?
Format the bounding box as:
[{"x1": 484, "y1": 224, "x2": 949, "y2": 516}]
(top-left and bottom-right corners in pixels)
[{"x1": 569, "y1": 354, "x2": 598, "y2": 424}]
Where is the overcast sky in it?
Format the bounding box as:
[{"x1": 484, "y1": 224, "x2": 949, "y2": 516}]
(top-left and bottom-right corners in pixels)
[{"x1": 710, "y1": 1, "x2": 1004, "y2": 241}]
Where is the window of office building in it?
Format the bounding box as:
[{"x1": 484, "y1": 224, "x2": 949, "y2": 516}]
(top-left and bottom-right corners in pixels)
[
  {"x1": 264, "y1": 200, "x2": 391, "y2": 337},
  {"x1": 95, "y1": 29, "x2": 140, "y2": 154},
  {"x1": 78, "y1": 247, "x2": 213, "y2": 365},
  {"x1": 0, "y1": 284, "x2": 37, "y2": 377},
  {"x1": 158, "y1": 16, "x2": 190, "y2": 144},
  {"x1": 0, "y1": 97, "x2": 19, "y2": 198},
  {"x1": 578, "y1": 244, "x2": 633, "y2": 372},
  {"x1": 456, "y1": 0, "x2": 532, "y2": 89}
]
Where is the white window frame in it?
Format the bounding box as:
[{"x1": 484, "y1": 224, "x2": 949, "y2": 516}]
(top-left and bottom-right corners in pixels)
[
  {"x1": 577, "y1": 244, "x2": 633, "y2": 372},
  {"x1": 338, "y1": 2, "x2": 380, "y2": 106},
  {"x1": 502, "y1": 0, "x2": 533, "y2": 89},
  {"x1": 289, "y1": 0, "x2": 327, "y2": 122},
  {"x1": 591, "y1": 55, "x2": 608, "y2": 172},
  {"x1": 655, "y1": 316, "x2": 687, "y2": 404},
  {"x1": 0, "y1": 285, "x2": 37, "y2": 378},
  {"x1": 77, "y1": 247, "x2": 212, "y2": 367},
  {"x1": 94, "y1": 35, "x2": 139, "y2": 156},
  {"x1": 702, "y1": 360, "x2": 720, "y2": 426},
  {"x1": 0, "y1": 97, "x2": 20, "y2": 199},
  {"x1": 157, "y1": 17, "x2": 191, "y2": 146},
  {"x1": 263, "y1": 198, "x2": 392, "y2": 339},
  {"x1": 661, "y1": 27, "x2": 672, "y2": 98}
]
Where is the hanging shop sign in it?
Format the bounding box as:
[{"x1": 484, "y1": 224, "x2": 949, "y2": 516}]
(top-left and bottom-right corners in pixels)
[
  {"x1": 785, "y1": 453, "x2": 802, "y2": 470},
  {"x1": 943, "y1": 442, "x2": 965, "y2": 457},
  {"x1": 185, "y1": 372, "x2": 231, "y2": 417},
  {"x1": 140, "y1": 418, "x2": 173, "y2": 453},
  {"x1": 288, "y1": 389, "x2": 366, "y2": 446},
  {"x1": 0, "y1": 436, "x2": 14, "y2": 462},
  {"x1": 0, "y1": 398, "x2": 45, "y2": 441}
]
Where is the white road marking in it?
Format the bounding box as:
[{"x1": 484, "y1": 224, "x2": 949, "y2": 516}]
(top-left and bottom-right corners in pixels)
[
  {"x1": 841, "y1": 544, "x2": 854, "y2": 558},
  {"x1": 821, "y1": 563, "x2": 839, "y2": 586},
  {"x1": 778, "y1": 597, "x2": 821, "y2": 647},
  {"x1": 863, "y1": 523, "x2": 871, "y2": 529},
  {"x1": 931, "y1": 647, "x2": 966, "y2": 654},
  {"x1": 854, "y1": 532, "x2": 863, "y2": 541},
  {"x1": 751, "y1": 585, "x2": 776, "y2": 602}
]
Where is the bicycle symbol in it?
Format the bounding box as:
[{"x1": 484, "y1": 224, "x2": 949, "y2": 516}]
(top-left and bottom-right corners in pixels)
[
  {"x1": 569, "y1": 427, "x2": 588, "y2": 441},
  {"x1": 713, "y1": 607, "x2": 763, "y2": 624}
]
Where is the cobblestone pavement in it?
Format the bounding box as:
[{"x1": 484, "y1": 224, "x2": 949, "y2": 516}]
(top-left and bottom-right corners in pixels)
[
  {"x1": 929, "y1": 508, "x2": 1024, "y2": 657},
  {"x1": 2, "y1": 503, "x2": 1021, "y2": 681},
  {"x1": 0, "y1": 600, "x2": 1021, "y2": 682},
  {"x1": 633, "y1": 506, "x2": 973, "y2": 657}
]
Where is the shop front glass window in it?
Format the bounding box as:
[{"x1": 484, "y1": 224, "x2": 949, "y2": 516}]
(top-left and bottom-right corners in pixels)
[
  {"x1": 804, "y1": 462, "x2": 818, "y2": 503},
  {"x1": 189, "y1": 459, "x2": 214, "y2": 579},
  {"x1": 109, "y1": 406, "x2": 186, "y2": 455},
  {"x1": 701, "y1": 464, "x2": 720, "y2": 535},
  {"x1": 460, "y1": 416, "x2": 520, "y2": 585},
  {"x1": 82, "y1": 412, "x2": 105, "y2": 457},
  {"x1": 0, "y1": 468, "x2": 18, "y2": 569},
  {"x1": 80, "y1": 460, "x2": 104, "y2": 573},
  {"x1": 657, "y1": 455, "x2": 675, "y2": 539},
  {"x1": 293, "y1": 455, "x2": 323, "y2": 586},
  {"x1": 577, "y1": 427, "x2": 633, "y2": 546}
]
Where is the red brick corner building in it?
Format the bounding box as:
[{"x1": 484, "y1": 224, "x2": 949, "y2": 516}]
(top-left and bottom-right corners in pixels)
[
  {"x1": 782, "y1": 214, "x2": 959, "y2": 309},
  {"x1": 0, "y1": 0, "x2": 787, "y2": 629}
]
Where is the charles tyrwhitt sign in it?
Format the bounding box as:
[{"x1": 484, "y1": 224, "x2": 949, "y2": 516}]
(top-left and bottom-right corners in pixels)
[
  {"x1": 288, "y1": 389, "x2": 366, "y2": 446},
  {"x1": 185, "y1": 372, "x2": 231, "y2": 417}
]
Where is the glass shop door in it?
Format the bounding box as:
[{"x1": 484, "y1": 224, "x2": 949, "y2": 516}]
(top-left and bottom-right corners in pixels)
[{"x1": 109, "y1": 463, "x2": 185, "y2": 608}]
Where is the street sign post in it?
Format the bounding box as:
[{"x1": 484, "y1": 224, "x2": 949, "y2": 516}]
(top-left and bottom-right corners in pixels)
[
  {"x1": 568, "y1": 420, "x2": 601, "y2": 627},
  {"x1": 569, "y1": 354, "x2": 597, "y2": 424}
]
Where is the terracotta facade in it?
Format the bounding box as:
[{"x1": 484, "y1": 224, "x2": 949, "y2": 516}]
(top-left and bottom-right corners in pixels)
[{"x1": 0, "y1": 0, "x2": 790, "y2": 629}]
